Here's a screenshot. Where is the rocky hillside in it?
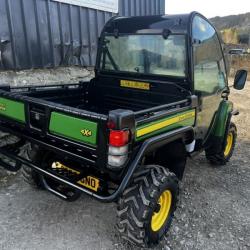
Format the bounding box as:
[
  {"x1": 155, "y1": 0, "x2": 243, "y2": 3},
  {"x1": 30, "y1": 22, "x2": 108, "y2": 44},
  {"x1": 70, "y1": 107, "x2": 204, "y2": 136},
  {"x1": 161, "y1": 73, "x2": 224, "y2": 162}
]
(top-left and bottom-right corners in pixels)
[
  {"x1": 210, "y1": 13, "x2": 250, "y2": 44},
  {"x1": 210, "y1": 12, "x2": 250, "y2": 30}
]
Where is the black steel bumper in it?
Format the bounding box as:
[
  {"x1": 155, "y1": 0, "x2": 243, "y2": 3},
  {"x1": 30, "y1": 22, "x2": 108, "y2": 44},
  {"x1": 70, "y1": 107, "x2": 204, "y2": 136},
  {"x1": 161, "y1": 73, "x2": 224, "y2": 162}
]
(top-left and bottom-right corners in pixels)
[{"x1": 0, "y1": 126, "x2": 193, "y2": 202}]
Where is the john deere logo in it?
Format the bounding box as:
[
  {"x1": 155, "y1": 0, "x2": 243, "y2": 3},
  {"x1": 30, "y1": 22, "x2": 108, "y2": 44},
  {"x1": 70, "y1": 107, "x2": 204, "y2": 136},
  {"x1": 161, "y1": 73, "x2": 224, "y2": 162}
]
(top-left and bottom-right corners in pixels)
[
  {"x1": 81, "y1": 129, "x2": 92, "y2": 137},
  {"x1": 0, "y1": 103, "x2": 6, "y2": 111}
]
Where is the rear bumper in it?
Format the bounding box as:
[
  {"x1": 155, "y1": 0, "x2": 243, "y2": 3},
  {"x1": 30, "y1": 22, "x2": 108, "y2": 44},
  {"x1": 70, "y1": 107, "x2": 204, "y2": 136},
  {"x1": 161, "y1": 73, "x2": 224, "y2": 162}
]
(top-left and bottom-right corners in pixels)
[
  {"x1": 0, "y1": 146, "x2": 115, "y2": 202},
  {"x1": 0, "y1": 126, "x2": 194, "y2": 202},
  {"x1": 0, "y1": 145, "x2": 124, "y2": 202}
]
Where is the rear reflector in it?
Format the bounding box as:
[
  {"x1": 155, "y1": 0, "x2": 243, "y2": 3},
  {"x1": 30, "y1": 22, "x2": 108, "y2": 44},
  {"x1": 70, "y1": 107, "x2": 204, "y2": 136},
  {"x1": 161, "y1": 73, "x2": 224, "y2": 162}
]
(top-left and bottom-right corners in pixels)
[
  {"x1": 108, "y1": 155, "x2": 127, "y2": 168},
  {"x1": 108, "y1": 145, "x2": 128, "y2": 156}
]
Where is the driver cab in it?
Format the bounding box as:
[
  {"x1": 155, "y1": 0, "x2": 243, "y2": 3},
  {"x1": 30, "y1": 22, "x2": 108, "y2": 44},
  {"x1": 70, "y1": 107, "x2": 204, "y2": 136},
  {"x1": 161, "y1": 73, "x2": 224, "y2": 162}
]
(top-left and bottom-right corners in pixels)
[{"x1": 191, "y1": 14, "x2": 228, "y2": 139}]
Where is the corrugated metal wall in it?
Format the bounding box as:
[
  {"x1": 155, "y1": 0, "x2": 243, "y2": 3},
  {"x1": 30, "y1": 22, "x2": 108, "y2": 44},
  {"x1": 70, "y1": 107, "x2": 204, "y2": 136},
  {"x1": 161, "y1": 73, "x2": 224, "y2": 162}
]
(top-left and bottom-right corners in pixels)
[
  {"x1": 0, "y1": 0, "x2": 165, "y2": 70},
  {"x1": 119, "y1": 0, "x2": 165, "y2": 16}
]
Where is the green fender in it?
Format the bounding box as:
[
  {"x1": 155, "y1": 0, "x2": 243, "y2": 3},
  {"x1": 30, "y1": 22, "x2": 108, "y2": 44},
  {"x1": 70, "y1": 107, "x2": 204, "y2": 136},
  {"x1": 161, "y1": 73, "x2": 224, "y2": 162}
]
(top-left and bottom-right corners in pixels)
[{"x1": 212, "y1": 100, "x2": 233, "y2": 138}]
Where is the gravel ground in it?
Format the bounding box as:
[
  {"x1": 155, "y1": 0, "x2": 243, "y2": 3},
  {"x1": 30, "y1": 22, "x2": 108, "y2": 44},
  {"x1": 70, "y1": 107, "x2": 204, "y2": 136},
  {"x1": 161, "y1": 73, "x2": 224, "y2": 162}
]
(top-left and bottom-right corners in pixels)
[{"x1": 0, "y1": 81, "x2": 249, "y2": 250}]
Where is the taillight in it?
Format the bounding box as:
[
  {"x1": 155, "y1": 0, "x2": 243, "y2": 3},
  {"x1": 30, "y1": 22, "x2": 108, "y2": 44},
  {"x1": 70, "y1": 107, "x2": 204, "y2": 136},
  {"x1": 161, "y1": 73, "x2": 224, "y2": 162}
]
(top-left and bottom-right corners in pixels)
[
  {"x1": 109, "y1": 130, "x2": 129, "y2": 147},
  {"x1": 108, "y1": 130, "x2": 130, "y2": 169}
]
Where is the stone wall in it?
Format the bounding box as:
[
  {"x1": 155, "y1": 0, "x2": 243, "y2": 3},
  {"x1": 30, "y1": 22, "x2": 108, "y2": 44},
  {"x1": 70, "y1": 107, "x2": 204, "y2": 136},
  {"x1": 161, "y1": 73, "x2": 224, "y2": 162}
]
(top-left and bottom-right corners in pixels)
[
  {"x1": 228, "y1": 54, "x2": 250, "y2": 80},
  {"x1": 1, "y1": 59, "x2": 249, "y2": 87},
  {"x1": 0, "y1": 67, "x2": 94, "y2": 87}
]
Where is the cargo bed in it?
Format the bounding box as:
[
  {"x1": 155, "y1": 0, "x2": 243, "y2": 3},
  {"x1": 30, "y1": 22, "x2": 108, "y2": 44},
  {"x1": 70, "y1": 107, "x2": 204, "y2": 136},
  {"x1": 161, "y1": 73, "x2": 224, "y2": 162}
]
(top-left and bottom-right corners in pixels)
[{"x1": 0, "y1": 80, "x2": 192, "y2": 170}]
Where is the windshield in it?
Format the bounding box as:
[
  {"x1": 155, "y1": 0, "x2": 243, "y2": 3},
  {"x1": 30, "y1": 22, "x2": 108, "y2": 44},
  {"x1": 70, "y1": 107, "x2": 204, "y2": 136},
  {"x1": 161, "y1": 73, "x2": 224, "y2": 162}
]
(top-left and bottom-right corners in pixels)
[{"x1": 100, "y1": 34, "x2": 186, "y2": 77}]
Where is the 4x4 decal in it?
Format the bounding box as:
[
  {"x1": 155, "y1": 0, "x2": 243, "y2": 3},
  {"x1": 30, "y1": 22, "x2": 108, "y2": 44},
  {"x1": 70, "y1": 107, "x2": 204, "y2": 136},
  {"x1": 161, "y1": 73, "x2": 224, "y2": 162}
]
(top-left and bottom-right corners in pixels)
[
  {"x1": 0, "y1": 103, "x2": 6, "y2": 111},
  {"x1": 81, "y1": 129, "x2": 92, "y2": 137}
]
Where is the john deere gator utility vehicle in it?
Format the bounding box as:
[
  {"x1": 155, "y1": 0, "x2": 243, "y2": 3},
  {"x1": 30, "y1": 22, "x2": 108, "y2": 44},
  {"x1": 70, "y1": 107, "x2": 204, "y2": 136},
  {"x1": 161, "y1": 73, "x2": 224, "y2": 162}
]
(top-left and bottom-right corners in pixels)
[{"x1": 0, "y1": 12, "x2": 247, "y2": 247}]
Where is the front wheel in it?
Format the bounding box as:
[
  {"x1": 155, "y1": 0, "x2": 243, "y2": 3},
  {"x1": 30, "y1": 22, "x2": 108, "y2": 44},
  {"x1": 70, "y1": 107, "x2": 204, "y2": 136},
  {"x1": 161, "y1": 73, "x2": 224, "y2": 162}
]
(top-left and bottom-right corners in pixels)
[
  {"x1": 206, "y1": 122, "x2": 237, "y2": 165},
  {"x1": 117, "y1": 165, "x2": 179, "y2": 248}
]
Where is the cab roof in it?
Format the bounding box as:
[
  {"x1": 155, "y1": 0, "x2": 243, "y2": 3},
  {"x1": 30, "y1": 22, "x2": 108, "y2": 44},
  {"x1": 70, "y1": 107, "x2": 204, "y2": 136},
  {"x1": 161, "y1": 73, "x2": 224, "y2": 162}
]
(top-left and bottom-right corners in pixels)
[{"x1": 103, "y1": 12, "x2": 201, "y2": 35}]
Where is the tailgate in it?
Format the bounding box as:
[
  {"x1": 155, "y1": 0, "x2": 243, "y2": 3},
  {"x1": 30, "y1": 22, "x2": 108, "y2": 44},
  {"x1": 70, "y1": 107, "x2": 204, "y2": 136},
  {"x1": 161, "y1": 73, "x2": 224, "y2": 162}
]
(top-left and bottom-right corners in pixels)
[
  {"x1": 0, "y1": 89, "x2": 107, "y2": 148},
  {"x1": 49, "y1": 112, "x2": 98, "y2": 146},
  {"x1": 0, "y1": 97, "x2": 25, "y2": 123}
]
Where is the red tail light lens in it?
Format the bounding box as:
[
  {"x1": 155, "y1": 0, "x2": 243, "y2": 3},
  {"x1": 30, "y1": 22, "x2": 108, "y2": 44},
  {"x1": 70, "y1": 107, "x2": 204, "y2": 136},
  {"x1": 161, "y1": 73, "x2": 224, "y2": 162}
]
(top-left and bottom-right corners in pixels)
[{"x1": 109, "y1": 130, "x2": 129, "y2": 147}]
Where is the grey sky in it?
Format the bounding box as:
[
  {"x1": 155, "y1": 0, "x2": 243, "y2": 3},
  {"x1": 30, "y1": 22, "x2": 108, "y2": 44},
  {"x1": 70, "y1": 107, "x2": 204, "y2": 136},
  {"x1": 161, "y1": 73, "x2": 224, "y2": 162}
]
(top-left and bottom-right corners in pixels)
[{"x1": 165, "y1": 0, "x2": 250, "y2": 18}]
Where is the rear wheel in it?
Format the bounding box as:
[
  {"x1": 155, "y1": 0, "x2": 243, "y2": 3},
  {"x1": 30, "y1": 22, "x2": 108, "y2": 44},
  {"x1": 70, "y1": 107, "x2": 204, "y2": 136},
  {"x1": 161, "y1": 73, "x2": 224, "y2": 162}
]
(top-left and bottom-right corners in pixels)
[
  {"x1": 117, "y1": 165, "x2": 179, "y2": 248},
  {"x1": 21, "y1": 144, "x2": 45, "y2": 189},
  {"x1": 206, "y1": 123, "x2": 237, "y2": 165}
]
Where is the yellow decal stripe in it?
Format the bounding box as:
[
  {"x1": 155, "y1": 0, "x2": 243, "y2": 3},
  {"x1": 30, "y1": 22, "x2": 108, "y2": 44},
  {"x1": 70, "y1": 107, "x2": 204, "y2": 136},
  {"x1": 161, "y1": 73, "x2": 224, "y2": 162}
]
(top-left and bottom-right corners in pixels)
[
  {"x1": 120, "y1": 80, "x2": 150, "y2": 90},
  {"x1": 136, "y1": 110, "x2": 195, "y2": 138}
]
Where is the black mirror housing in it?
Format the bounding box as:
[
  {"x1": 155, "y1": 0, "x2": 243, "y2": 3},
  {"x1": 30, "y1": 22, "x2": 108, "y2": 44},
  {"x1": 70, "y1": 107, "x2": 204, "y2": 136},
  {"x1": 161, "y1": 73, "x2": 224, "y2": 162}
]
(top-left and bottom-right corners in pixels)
[{"x1": 234, "y1": 70, "x2": 248, "y2": 90}]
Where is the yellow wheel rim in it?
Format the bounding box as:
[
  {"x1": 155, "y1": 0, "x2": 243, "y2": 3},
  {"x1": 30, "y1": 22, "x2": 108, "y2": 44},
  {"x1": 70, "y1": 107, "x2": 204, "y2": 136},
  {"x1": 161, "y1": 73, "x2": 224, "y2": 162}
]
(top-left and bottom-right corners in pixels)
[
  {"x1": 151, "y1": 190, "x2": 172, "y2": 232},
  {"x1": 224, "y1": 132, "x2": 233, "y2": 157}
]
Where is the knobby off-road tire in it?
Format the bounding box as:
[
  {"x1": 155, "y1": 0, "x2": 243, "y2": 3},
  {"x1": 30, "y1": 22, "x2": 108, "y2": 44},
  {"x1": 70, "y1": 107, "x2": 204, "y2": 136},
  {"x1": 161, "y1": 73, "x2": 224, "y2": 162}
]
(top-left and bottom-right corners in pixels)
[
  {"x1": 117, "y1": 165, "x2": 179, "y2": 248},
  {"x1": 21, "y1": 144, "x2": 45, "y2": 189},
  {"x1": 206, "y1": 123, "x2": 237, "y2": 166}
]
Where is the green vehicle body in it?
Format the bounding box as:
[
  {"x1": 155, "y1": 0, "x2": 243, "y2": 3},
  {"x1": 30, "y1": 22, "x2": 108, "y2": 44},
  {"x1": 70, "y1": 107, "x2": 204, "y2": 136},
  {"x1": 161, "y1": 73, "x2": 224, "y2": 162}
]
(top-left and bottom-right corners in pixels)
[
  {"x1": 212, "y1": 100, "x2": 233, "y2": 138},
  {"x1": 135, "y1": 109, "x2": 196, "y2": 141},
  {"x1": 0, "y1": 12, "x2": 247, "y2": 248},
  {"x1": 0, "y1": 97, "x2": 231, "y2": 147},
  {"x1": 0, "y1": 11, "x2": 245, "y2": 191},
  {"x1": 0, "y1": 12, "x2": 244, "y2": 194},
  {"x1": 49, "y1": 112, "x2": 98, "y2": 146},
  {"x1": 0, "y1": 97, "x2": 26, "y2": 123}
]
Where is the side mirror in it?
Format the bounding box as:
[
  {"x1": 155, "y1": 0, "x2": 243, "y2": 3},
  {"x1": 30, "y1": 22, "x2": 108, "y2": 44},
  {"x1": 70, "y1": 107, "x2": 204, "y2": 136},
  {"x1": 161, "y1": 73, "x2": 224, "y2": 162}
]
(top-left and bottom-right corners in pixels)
[{"x1": 234, "y1": 70, "x2": 247, "y2": 90}]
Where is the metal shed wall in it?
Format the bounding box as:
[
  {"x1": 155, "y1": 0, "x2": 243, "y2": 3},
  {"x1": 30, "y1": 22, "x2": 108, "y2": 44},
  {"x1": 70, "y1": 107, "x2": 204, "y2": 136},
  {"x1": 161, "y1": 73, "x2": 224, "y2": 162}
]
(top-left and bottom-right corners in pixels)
[{"x1": 0, "y1": 0, "x2": 165, "y2": 70}]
